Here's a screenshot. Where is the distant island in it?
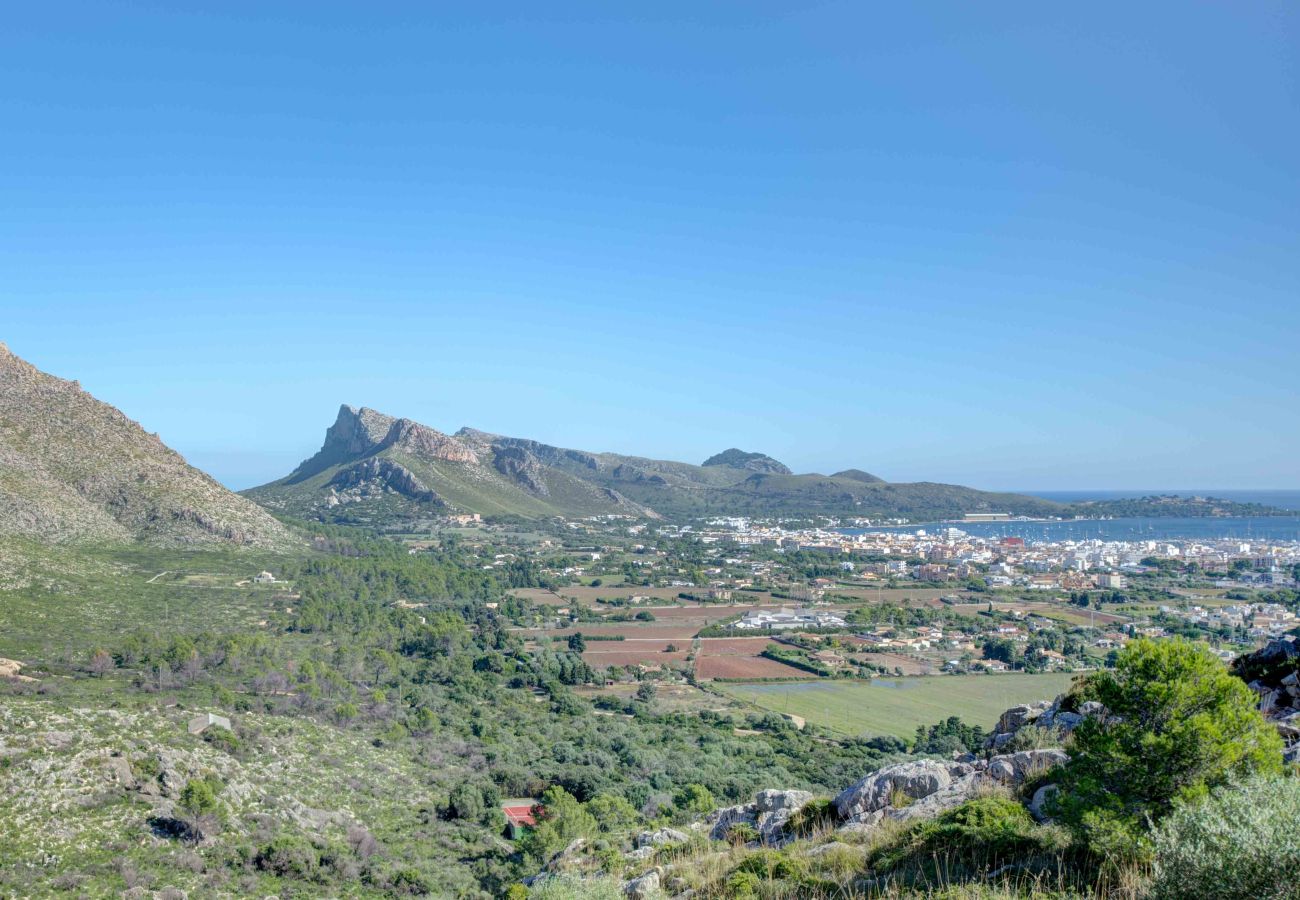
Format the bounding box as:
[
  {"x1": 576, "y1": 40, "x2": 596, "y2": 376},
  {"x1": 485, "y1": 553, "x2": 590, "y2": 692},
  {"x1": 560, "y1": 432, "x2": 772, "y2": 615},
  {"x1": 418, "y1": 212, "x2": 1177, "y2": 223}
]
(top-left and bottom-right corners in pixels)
[{"x1": 1067, "y1": 494, "x2": 1291, "y2": 519}]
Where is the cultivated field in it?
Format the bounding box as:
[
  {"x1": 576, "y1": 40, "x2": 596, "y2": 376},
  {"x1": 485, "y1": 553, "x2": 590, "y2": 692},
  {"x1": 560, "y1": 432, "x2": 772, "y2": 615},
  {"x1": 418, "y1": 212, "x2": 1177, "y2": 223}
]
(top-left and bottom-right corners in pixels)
[
  {"x1": 859, "y1": 651, "x2": 935, "y2": 676},
  {"x1": 720, "y1": 672, "x2": 1079, "y2": 737},
  {"x1": 581, "y1": 639, "x2": 691, "y2": 668},
  {"x1": 530, "y1": 625, "x2": 703, "y2": 641},
  {"x1": 695, "y1": 655, "x2": 811, "y2": 680},
  {"x1": 694, "y1": 636, "x2": 810, "y2": 681}
]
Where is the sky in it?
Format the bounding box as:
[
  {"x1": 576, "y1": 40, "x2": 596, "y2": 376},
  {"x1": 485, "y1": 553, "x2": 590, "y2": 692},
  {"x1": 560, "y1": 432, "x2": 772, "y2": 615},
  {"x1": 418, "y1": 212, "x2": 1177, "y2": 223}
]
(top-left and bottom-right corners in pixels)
[{"x1": 2, "y1": 2, "x2": 1298, "y2": 491}]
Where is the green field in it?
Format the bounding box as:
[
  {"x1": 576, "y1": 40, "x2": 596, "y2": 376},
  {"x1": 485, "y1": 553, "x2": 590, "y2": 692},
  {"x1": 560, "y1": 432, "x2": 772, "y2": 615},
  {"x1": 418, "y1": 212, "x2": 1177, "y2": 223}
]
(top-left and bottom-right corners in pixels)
[{"x1": 721, "y1": 672, "x2": 1079, "y2": 738}]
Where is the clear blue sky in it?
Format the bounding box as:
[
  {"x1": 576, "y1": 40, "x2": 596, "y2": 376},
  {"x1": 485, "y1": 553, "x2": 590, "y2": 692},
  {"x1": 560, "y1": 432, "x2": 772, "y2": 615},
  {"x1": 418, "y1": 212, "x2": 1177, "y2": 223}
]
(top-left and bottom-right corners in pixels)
[{"x1": 2, "y1": 3, "x2": 1297, "y2": 491}]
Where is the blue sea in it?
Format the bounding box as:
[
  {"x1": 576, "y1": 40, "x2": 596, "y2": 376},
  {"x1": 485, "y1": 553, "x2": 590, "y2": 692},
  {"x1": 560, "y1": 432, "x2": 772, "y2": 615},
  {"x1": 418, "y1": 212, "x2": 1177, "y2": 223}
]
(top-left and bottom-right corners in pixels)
[{"x1": 839, "y1": 489, "x2": 1300, "y2": 542}]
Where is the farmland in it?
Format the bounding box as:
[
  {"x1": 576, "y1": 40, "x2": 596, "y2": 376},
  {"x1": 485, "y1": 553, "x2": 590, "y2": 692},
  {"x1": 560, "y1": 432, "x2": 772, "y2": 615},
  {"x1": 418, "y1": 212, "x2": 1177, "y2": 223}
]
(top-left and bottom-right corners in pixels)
[
  {"x1": 694, "y1": 636, "x2": 810, "y2": 680},
  {"x1": 581, "y1": 639, "x2": 691, "y2": 668},
  {"x1": 719, "y1": 672, "x2": 1079, "y2": 737}
]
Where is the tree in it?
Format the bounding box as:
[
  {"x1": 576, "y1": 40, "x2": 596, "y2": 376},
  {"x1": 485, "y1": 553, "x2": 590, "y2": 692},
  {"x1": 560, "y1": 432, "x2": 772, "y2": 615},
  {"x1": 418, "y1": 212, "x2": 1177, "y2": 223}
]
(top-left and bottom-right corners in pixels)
[
  {"x1": 635, "y1": 682, "x2": 657, "y2": 703},
  {"x1": 567, "y1": 632, "x2": 586, "y2": 653},
  {"x1": 519, "y1": 786, "x2": 598, "y2": 864},
  {"x1": 1054, "y1": 639, "x2": 1282, "y2": 857},
  {"x1": 675, "y1": 783, "x2": 716, "y2": 815},
  {"x1": 88, "y1": 648, "x2": 113, "y2": 678}
]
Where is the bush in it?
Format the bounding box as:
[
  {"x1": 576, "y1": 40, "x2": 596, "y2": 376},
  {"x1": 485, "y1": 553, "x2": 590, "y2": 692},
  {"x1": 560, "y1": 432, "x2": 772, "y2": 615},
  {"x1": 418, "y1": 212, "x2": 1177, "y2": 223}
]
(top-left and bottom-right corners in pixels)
[
  {"x1": 201, "y1": 725, "x2": 240, "y2": 755},
  {"x1": 1055, "y1": 639, "x2": 1283, "y2": 859},
  {"x1": 787, "y1": 797, "x2": 837, "y2": 837},
  {"x1": 733, "y1": 849, "x2": 806, "y2": 881},
  {"x1": 254, "y1": 835, "x2": 320, "y2": 880},
  {"x1": 1149, "y1": 775, "x2": 1300, "y2": 899},
  {"x1": 868, "y1": 797, "x2": 1068, "y2": 883},
  {"x1": 724, "y1": 870, "x2": 761, "y2": 898}
]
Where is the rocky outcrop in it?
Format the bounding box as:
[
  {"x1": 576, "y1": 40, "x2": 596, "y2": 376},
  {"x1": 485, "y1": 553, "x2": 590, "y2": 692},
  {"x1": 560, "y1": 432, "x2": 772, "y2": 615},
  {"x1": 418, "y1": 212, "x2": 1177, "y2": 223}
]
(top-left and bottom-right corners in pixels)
[
  {"x1": 386, "y1": 419, "x2": 479, "y2": 463},
  {"x1": 834, "y1": 749, "x2": 1069, "y2": 833},
  {"x1": 493, "y1": 446, "x2": 551, "y2": 496},
  {"x1": 635, "y1": 828, "x2": 689, "y2": 849},
  {"x1": 984, "y1": 696, "x2": 1102, "y2": 750},
  {"x1": 328, "y1": 458, "x2": 441, "y2": 504},
  {"x1": 708, "y1": 789, "x2": 814, "y2": 845},
  {"x1": 834, "y1": 759, "x2": 972, "y2": 821},
  {"x1": 622, "y1": 870, "x2": 660, "y2": 898}
]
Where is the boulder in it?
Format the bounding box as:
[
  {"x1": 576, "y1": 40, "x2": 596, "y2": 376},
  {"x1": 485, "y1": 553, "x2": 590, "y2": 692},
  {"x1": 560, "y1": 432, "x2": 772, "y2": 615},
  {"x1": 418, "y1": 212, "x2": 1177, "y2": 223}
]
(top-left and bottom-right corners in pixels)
[
  {"x1": 635, "y1": 828, "x2": 688, "y2": 849},
  {"x1": 996, "y1": 702, "x2": 1048, "y2": 735},
  {"x1": 708, "y1": 804, "x2": 756, "y2": 842},
  {"x1": 104, "y1": 755, "x2": 136, "y2": 788},
  {"x1": 1029, "y1": 784, "x2": 1059, "y2": 822},
  {"x1": 624, "y1": 870, "x2": 660, "y2": 899},
  {"x1": 985, "y1": 750, "x2": 1068, "y2": 786},
  {"x1": 708, "y1": 790, "x2": 812, "y2": 844},
  {"x1": 834, "y1": 759, "x2": 971, "y2": 821},
  {"x1": 753, "y1": 789, "x2": 813, "y2": 841},
  {"x1": 880, "y1": 775, "x2": 981, "y2": 824}
]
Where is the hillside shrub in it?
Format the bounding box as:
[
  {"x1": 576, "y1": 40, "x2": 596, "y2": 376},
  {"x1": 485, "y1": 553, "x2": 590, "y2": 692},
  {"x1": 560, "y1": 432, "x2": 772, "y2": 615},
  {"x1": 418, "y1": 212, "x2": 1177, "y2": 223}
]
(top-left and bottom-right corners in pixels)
[
  {"x1": 1054, "y1": 639, "x2": 1283, "y2": 860},
  {"x1": 787, "y1": 797, "x2": 837, "y2": 836},
  {"x1": 254, "y1": 835, "x2": 320, "y2": 880},
  {"x1": 732, "y1": 849, "x2": 807, "y2": 880},
  {"x1": 1149, "y1": 775, "x2": 1300, "y2": 899},
  {"x1": 868, "y1": 797, "x2": 1068, "y2": 883}
]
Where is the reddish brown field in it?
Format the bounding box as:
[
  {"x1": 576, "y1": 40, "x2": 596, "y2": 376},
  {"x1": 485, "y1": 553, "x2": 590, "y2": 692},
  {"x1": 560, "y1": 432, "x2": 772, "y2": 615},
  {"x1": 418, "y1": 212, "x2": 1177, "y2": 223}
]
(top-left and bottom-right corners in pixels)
[
  {"x1": 695, "y1": 655, "x2": 811, "y2": 680},
  {"x1": 696, "y1": 637, "x2": 779, "y2": 654},
  {"x1": 693, "y1": 635, "x2": 813, "y2": 681},
  {"x1": 582, "y1": 640, "x2": 692, "y2": 668},
  {"x1": 538, "y1": 625, "x2": 702, "y2": 641},
  {"x1": 864, "y1": 652, "x2": 934, "y2": 675}
]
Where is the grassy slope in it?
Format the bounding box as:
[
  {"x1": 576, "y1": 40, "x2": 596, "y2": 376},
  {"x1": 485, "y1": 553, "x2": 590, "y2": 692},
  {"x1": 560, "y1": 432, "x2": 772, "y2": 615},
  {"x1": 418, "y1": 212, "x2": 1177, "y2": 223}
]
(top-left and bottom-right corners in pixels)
[
  {"x1": 0, "y1": 541, "x2": 297, "y2": 659},
  {"x1": 720, "y1": 673, "x2": 1079, "y2": 737}
]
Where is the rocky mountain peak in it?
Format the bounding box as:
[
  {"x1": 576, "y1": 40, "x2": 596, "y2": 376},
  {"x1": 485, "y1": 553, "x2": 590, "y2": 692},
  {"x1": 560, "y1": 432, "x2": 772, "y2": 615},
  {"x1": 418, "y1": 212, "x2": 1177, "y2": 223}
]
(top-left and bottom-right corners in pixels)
[
  {"x1": 702, "y1": 448, "x2": 792, "y2": 475},
  {"x1": 329, "y1": 405, "x2": 397, "y2": 456}
]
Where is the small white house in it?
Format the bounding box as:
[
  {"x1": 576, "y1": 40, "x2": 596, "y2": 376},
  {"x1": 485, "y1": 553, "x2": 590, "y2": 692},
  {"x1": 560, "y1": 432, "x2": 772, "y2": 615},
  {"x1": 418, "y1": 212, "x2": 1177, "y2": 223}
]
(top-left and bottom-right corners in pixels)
[
  {"x1": 188, "y1": 712, "x2": 232, "y2": 735},
  {"x1": 253, "y1": 571, "x2": 276, "y2": 584}
]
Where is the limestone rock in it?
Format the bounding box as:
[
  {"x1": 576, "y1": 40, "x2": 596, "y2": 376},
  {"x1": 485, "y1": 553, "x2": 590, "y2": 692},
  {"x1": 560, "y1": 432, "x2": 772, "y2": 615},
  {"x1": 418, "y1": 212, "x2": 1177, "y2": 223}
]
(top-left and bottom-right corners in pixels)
[
  {"x1": 708, "y1": 789, "x2": 813, "y2": 844},
  {"x1": 624, "y1": 870, "x2": 661, "y2": 899},
  {"x1": 985, "y1": 750, "x2": 1068, "y2": 785},
  {"x1": 834, "y1": 759, "x2": 971, "y2": 820},
  {"x1": 1029, "y1": 784, "x2": 1059, "y2": 822},
  {"x1": 635, "y1": 828, "x2": 688, "y2": 849}
]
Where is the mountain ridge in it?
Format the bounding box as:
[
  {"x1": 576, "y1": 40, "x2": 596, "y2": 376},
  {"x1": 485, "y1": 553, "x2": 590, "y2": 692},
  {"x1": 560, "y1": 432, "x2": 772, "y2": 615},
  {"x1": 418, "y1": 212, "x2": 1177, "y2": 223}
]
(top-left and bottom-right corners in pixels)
[{"x1": 245, "y1": 404, "x2": 1066, "y2": 523}]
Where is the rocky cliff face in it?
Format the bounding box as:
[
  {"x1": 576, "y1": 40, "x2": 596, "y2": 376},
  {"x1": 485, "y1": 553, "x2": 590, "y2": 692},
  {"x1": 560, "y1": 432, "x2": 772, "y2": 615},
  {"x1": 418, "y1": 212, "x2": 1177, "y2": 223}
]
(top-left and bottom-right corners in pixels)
[{"x1": 0, "y1": 343, "x2": 290, "y2": 548}]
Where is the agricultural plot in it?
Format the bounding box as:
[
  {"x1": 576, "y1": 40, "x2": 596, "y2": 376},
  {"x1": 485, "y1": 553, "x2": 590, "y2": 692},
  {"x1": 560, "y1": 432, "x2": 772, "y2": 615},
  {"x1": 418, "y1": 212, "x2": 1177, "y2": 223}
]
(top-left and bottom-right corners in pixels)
[
  {"x1": 581, "y1": 639, "x2": 691, "y2": 668},
  {"x1": 720, "y1": 672, "x2": 1079, "y2": 737},
  {"x1": 535, "y1": 624, "x2": 702, "y2": 641},
  {"x1": 694, "y1": 636, "x2": 810, "y2": 681},
  {"x1": 859, "y1": 651, "x2": 935, "y2": 676}
]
